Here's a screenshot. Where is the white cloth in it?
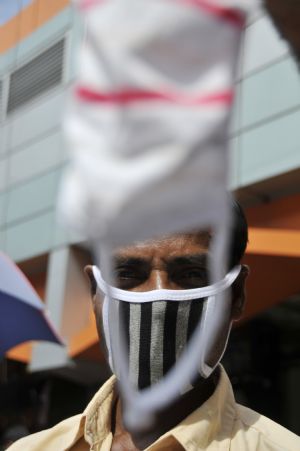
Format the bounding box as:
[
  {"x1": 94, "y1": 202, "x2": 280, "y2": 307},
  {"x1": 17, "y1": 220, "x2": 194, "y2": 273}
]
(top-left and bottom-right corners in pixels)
[{"x1": 60, "y1": 0, "x2": 256, "y2": 247}]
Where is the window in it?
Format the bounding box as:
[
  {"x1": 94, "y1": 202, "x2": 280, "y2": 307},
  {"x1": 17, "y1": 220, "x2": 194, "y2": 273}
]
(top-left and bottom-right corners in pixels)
[{"x1": 7, "y1": 39, "x2": 65, "y2": 114}]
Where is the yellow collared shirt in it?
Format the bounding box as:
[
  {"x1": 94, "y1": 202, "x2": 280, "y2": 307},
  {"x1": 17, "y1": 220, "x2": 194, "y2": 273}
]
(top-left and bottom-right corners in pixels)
[{"x1": 9, "y1": 367, "x2": 300, "y2": 450}]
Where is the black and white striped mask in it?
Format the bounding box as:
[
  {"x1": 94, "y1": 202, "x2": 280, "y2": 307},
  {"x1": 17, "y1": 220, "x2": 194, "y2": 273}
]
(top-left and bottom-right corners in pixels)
[{"x1": 92, "y1": 265, "x2": 240, "y2": 393}]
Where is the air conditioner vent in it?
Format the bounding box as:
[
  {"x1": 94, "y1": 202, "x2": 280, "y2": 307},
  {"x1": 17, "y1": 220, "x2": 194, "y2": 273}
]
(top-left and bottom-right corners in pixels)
[{"x1": 7, "y1": 39, "x2": 65, "y2": 114}]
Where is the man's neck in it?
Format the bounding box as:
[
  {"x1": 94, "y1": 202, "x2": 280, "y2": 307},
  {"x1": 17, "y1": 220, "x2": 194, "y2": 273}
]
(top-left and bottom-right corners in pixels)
[{"x1": 111, "y1": 368, "x2": 220, "y2": 450}]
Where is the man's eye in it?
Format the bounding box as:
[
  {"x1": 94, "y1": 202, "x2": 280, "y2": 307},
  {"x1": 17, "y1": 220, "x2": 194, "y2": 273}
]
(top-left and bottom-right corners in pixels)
[
  {"x1": 114, "y1": 267, "x2": 148, "y2": 289},
  {"x1": 170, "y1": 268, "x2": 208, "y2": 288},
  {"x1": 117, "y1": 270, "x2": 138, "y2": 280}
]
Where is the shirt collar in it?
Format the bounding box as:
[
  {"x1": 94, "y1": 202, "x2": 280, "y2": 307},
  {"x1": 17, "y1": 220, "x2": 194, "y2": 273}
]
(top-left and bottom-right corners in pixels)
[
  {"x1": 75, "y1": 366, "x2": 236, "y2": 450},
  {"x1": 83, "y1": 374, "x2": 117, "y2": 448},
  {"x1": 148, "y1": 366, "x2": 236, "y2": 450}
]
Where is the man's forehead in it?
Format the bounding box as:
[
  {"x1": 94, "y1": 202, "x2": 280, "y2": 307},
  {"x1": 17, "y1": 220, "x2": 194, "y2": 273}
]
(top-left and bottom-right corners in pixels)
[{"x1": 113, "y1": 231, "x2": 211, "y2": 259}]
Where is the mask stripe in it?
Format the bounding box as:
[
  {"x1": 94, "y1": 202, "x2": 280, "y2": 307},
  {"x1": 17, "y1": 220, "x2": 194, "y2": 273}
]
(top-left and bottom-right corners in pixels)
[
  {"x1": 187, "y1": 299, "x2": 204, "y2": 385},
  {"x1": 175, "y1": 300, "x2": 192, "y2": 361},
  {"x1": 129, "y1": 303, "x2": 141, "y2": 388},
  {"x1": 119, "y1": 301, "x2": 130, "y2": 355},
  {"x1": 187, "y1": 299, "x2": 204, "y2": 340},
  {"x1": 163, "y1": 302, "x2": 179, "y2": 375},
  {"x1": 138, "y1": 303, "x2": 153, "y2": 389},
  {"x1": 176, "y1": 301, "x2": 195, "y2": 394},
  {"x1": 150, "y1": 301, "x2": 167, "y2": 385}
]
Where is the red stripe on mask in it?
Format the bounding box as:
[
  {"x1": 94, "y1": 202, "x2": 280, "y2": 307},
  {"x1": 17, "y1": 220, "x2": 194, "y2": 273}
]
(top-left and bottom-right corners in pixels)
[
  {"x1": 79, "y1": 0, "x2": 245, "y2": 28},
  {"x1": 79, "y1": 0, "x2": 105, "y2": 10},
  {"x1": 176, "y1": 0, "x2": 245, "y2": 27},
  {"x1": 75, "y1": 86, "x2": 234, "y2": 106}
]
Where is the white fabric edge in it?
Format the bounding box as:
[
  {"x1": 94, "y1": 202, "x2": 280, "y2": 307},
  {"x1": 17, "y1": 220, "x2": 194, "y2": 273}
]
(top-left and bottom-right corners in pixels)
[{"x1": 92, "y1": 264, "x2": 241, "y2": 302}]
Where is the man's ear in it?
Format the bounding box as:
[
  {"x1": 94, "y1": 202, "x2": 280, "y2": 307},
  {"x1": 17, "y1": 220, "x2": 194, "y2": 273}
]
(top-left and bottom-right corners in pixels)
[
  {"x1": 84, "y1": 265, "x2": 99, "y2": 310},
  {"x1": 84, "y1": 266, "x2": 106, "y2": 352},
  {"x1": 231, "y1": 265, "x2": 249, "y2": 321}
]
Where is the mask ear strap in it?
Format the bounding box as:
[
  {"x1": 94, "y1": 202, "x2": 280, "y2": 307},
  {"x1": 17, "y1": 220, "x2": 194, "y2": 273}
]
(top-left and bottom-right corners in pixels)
[
  {"x1": 198, "y1": 295, "x2": 233, "y2": 378},
  {"x1": 92, "y1": 265, "x2": 241, "y2": 302},
  {"x1": 99, "y1": 242, "x2": 130, "y2": 383},
  {"x1": 102, "y1": 295, "x2": 114, "y2": 370}
]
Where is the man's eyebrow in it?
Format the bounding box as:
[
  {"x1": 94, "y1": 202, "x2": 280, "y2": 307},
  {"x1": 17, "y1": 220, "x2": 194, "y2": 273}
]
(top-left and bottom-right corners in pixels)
[
  {"x1": 166, "y1": 254, "x2": 208, "y2": 267},
  {"x1": 113, "y1": 256, "x2": 150, "y2": 268}
]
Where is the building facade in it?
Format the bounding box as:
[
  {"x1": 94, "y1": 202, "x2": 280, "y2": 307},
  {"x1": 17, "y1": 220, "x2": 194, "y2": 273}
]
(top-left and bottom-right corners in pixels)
[{"x1": 0, "y1": 0, "x2": 299, "y2": 435}]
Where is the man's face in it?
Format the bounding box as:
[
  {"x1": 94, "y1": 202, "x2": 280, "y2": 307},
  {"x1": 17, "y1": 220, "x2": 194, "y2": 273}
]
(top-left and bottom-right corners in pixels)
[
  {"x1": 87, "y1": 231, "x2": 247, "y2": 388},
  {"x1": 113, "y1": 232, "x2": 211, "y2": 292}
]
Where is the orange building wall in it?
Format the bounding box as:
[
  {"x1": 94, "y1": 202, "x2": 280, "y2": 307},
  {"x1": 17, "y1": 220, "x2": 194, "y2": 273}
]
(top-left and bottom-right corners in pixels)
[{"x1": 0, "y1": 0, "x2": 70, "y2": 54}]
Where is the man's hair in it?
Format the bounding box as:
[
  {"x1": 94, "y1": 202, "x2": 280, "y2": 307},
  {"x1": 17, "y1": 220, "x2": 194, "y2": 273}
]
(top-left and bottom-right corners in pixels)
[
  {"x1": 193, "y1": 199, "x2": 248, "y2": 269},
  {"x1": 229, "y1": 200, "x2": 248, "y2": 268}
]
